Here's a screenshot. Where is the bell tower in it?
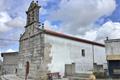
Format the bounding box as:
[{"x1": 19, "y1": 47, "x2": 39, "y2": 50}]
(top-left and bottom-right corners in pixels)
[
  {"x1": 18, "y1": 1, "x2": 48, "y2": 80},
  {"x1": 25, "y1": 0, "x2": 41, "y2": 28}
]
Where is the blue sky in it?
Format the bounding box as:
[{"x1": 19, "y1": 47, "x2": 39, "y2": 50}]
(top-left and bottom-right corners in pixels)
[{"x1": 0, "y1": 0, "x2": 120, "y2": 53}]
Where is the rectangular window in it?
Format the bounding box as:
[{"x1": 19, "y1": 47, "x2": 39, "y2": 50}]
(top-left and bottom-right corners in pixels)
[{"x1": 81, "y1": 49, "x2": 85, "y2": 57}]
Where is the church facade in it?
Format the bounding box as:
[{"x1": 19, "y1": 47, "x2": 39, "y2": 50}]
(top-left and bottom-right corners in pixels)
[
  {"x1": 17, "y1": 1, "x2": 48, "y2": 80},
  {"x1": 16, "y1": 1, "x2": 106, "y2": 80}
]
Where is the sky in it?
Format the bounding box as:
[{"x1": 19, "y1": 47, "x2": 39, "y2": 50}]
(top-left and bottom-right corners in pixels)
[{"x1": 0, "y1": 0, "x2": 120, "y2": 53}]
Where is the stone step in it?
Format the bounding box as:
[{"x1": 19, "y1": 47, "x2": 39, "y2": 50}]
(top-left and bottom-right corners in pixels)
[
  {"x1": 1, "y1": 74, "x2": 22, "y2": 80},
  {"x1": 73, "y1": 73, "x2": 91, "y2": 77},
  {"x1": 71, "y1": 77, "x2": 89, "y2": 80}
]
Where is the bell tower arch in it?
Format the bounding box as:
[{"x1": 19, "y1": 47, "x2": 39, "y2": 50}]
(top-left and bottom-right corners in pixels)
[{"x1": 25, "y1": 0, "x2": 41, "y2": 29}]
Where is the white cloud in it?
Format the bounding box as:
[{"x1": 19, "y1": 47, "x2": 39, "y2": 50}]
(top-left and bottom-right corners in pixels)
[
  {"x1": 6, "y1": 49, "x2": 15, "y2": 52},
  {"x1": 5, "y1": 16, "x2": 25, "y2": 28},
  {"x1": 0, "y1": 11, "x2": 25, "y2": 33},
  {"x1": 83, "y1": 30, "x2": 97, "y2": 40},
  {"x1": 44, "y1": 20, "x2": 59, "y2": 30},
  {"x1": 0, "y1": 12, "x2": 23, "y2": 52},
  {"x1": 81, "y1": 21, "x2": 120, "y2": 42},
  {"x1": 96, "y1": 21, "x2": 120, "y2": 40},
  {"x1": 40, "y1": 7, "x2": 48, "y2": 15},
  {"x1": 0, "y1": 12, "x2": 12, "y2": 32},
  {"x1": 48, "y1": 0, "x2": 116, "y2": 34}
]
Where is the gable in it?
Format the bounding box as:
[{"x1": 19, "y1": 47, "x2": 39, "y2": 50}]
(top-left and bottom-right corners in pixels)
[{"x1": 20, "y1": 27, "x2": 41, "y2": 41}]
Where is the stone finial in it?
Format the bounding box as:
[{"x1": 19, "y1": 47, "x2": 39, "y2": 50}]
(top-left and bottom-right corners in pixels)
[
  {"x1": 42, "y1": 23, "x2": 44, "y2": 29},
  {"x1": 36, "y1": 1, "x2": 38, "y2": 3},
  {"x1": 20, "y1": 34, "x2": 22, "y2": 37},
  {"x1": 106, "y1": 37, "x2": 109, "y2": 40},
  {"x1": 32, "y1": 0, "x2": 34, "y2": 3}
]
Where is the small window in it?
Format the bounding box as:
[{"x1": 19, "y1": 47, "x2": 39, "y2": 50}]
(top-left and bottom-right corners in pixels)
[{"x1": 81, "y1": 49, "x2": 85, "y2": 57}]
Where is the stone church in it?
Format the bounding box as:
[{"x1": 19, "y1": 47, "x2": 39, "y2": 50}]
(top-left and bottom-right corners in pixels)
[
  {"x1": 1, "y1": 1, "x2": 107, "y2": 80},
  {"x1": 17, "y1": 1, "x2": 50, "y2": 80}
]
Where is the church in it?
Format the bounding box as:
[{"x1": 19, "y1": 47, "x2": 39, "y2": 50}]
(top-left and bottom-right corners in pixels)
[{"x1": 1, "y1": 1, "x2": 107, "y2": 80}]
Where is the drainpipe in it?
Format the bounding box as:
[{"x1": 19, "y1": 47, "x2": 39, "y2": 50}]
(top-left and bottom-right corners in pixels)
[{"x1": 92, "y1": 45, "x2": 95, "y2": 72}]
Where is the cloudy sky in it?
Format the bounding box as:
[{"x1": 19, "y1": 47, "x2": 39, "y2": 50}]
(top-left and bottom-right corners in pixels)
[{"x1": 0, "y1": 0, "x2": 120, "y2": 53}]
